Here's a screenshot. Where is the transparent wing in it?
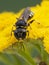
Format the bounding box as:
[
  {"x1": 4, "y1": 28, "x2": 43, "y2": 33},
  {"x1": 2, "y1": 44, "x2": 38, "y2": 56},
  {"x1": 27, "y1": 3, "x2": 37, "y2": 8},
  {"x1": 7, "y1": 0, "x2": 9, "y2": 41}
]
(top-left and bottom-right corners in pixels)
[{"x1": 19, "y1": 7, "x2": 34, "y2": 22}]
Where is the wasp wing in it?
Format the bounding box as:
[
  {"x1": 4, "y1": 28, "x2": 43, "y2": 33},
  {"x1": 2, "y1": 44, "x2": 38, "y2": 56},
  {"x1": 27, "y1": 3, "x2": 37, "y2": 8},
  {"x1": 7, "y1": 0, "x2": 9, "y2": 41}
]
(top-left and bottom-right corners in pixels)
[{"x1": 19, "y1": 7, "x2": 34, "y2": 22}]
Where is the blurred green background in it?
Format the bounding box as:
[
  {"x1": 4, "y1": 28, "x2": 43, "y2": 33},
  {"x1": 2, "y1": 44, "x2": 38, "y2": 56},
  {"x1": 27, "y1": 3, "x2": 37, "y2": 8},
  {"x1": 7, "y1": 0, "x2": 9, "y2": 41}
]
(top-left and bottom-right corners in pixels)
[{"x1": 0, "y1": 0, "x2": 42, "y2": 12}]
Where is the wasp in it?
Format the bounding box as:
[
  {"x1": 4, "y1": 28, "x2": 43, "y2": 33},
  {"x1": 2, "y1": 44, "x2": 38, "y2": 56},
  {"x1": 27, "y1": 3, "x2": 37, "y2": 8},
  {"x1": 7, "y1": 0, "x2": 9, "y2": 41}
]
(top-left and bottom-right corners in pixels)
[{"x1": 11, "y1": 7, "x2": 35, "y2": 40}]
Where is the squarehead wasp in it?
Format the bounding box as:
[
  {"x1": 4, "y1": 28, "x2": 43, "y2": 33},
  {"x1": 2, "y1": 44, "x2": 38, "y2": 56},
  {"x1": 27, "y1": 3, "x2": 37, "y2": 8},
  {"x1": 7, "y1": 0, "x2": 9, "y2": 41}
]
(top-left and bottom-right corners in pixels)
[{"x1": 11, "y1": 7, "x2": 35, "y2": 40}]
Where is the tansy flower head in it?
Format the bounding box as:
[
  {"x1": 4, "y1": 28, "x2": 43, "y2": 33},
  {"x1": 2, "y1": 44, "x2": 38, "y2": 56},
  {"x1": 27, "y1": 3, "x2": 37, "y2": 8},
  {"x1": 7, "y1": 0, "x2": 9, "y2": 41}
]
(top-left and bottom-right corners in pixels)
[{"x1": 0, "y1": 0, "x2": 49, "y2": 53}]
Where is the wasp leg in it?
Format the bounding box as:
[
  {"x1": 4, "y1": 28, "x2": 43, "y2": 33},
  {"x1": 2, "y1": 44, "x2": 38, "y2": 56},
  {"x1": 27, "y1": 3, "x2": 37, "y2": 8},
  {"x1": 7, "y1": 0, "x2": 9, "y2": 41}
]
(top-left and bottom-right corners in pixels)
[
  {"x1": 11, "y1": 31, "x2": 13, "y2": 36},
  {"x1": 19, "y1": 42, "x2": 25, "y2": 51},
  {"x1": 22, "y1": 43, "x2": 24, "y2": 49},
  {"x1": 11, "y1": 24, "x2": 15, "y2": 36},
  {"x1": 11, "y1": 42, "x2": 17, "y2": 50},
  {"x1": 11, "y1": 30, "x2": 15, "y2": 36},
  {"x1": 28, "y1": 20, "x2": 35, "y2": 29},
  {"x1": 28, "y1": 19, "x2": 35, "y2": 26},
  {"x1": 27, "y1": 30, "x2": 29, "y2": 36}
]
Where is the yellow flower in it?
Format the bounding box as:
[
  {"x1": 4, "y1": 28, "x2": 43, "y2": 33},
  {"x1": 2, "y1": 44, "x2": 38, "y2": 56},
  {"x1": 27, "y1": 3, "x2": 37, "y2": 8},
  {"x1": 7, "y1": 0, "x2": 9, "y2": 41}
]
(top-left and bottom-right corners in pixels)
[
  {"x1": 0, "y1": 0, "x2": 49, "y2": 53},
  {"x1": 30, "y1": 0, "x2": 49, "y2": 54},
  {"x1": 0, "y1": 12, "x2": 17, "y2": 51},
  {"x1": 43, "y1": 28, "x2": 49, "y2": 54}
]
